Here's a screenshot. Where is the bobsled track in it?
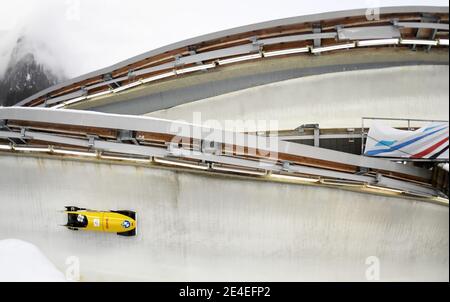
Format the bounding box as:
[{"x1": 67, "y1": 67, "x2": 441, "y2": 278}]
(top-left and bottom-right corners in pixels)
[
  {"x1": 0, "y1": 154, "x2": 448, "y2": 282},
  {"x1": 1, "y1": 5, "x2": 449, "y2": 281}
]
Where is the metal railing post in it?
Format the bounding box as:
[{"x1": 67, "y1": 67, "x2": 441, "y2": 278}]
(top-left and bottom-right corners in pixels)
[{"x1": 361, "y1": 118, "x2": 365, "y2": 155}]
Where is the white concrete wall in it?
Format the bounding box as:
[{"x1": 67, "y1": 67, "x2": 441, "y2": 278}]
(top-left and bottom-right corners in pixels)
[
  {"x1": 146, "y1": 65, "x2": 449, "y2": 131},
  {"x1": 0, "y1": 155, "x2": 448, "y2": 281}
]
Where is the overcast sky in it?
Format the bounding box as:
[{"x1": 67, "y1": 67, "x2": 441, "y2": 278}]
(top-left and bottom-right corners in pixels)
[{"x1": 0, "y1": 0, "x2": 447, "y2": 78}]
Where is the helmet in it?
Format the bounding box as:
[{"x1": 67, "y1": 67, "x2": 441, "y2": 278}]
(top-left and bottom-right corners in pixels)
[{"x1": 77, "y1": 215, "x2": 85, "y2": 223}]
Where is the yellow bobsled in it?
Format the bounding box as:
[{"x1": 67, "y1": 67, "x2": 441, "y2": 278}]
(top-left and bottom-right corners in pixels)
[{"x1": 63, "y1": 206, "x2": 136, "y2": 236}]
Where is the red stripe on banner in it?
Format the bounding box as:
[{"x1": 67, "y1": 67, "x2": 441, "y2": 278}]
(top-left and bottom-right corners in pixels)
[{"x1": 411, "y1": 137, "x2": 449, "y2": 159}]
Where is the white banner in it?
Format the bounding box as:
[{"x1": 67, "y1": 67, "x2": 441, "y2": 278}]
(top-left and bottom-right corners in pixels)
[{"x1": 364, "y1": 122, "x2": 449, "y2": 160}]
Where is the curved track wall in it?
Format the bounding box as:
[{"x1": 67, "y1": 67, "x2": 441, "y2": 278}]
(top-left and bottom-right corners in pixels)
[
  {"x1": 146, "y1": 65, "x2": 449, "y2": 130},
  {"x1": 0, "y1": 155, "x2": 447, "y2": 281}
]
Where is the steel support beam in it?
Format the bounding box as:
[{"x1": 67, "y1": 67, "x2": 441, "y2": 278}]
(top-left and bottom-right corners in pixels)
[
  {"x1": 376, "y1": 174, "x2": 438, "y2": 196},
  {"x1": 337, "y1": 25, "x2": 401, "y2": 40},
  {"x1": 0, "y1": 107, "x2": 431, "y2": 180},
  {"x1": 0, "y1": 127, "x2": 437, "y2": 197},
  {"x1": 178, "y1": 44, "x2": 259, "y2": 65},
  {"x1": 259, "y1": 32, "x2": 336, "y2": 46},
  {"x1": 15, "y1": 6, "x2": 448, "y2": 107},
  {"x1": 313, "y1": 128, "x2": 320, "y2": 147},
  {"x1": 45, "y1": 90, "x2": 86, "y2": 106},
  {"x1": 394, "y1": 21, "x2": 449, "y2": 30},
  {"x1": 279, "y1": 134, "x2": 363, "y2": 140}
]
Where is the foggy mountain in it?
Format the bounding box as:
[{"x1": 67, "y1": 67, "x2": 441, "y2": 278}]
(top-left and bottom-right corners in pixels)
[{"x1": 0, "y1": 37, "x2": 61, "y2": 107}]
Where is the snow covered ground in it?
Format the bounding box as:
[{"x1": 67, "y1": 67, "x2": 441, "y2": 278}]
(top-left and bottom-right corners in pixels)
[{"x1": 0, "y1": 239, "x2": 66, "y2": 282}]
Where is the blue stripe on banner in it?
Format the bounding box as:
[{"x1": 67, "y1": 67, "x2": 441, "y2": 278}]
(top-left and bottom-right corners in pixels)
[
  {"x1": 375, "y1": 140, "x2": 397, "y2": 147},
  {"x1": 366, "y1": 125, "x2": 449, "y2": 156},
  {"x1": 424, "y1": 124, "x2": 445, "y2": 132}
]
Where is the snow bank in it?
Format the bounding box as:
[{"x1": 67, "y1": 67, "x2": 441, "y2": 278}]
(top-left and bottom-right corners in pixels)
[{"x1": 0, "y1": 239, "x2": 65, "y2": 282}]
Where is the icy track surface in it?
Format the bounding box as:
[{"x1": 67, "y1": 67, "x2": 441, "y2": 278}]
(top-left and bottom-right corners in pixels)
[{"x1": 0, "y1": 155, "x2": 448, "y2": 281}]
